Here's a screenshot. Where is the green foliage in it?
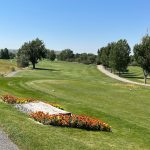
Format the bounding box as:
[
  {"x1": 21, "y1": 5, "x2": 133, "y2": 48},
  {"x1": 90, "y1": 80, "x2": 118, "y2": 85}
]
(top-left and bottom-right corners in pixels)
[
  {"x1": 9, "y1": 52, "x2": 16, "y2": 59},
  {"x1": 129, "y1": 55, "x2": 138, "y2": 66},
  {"x1": 109, "y1": 40, "x2": 130, "y2": 73},
  {"x1": 17, "y1": 38, "x2": 46, "y2": 69},
  {"x1": 46, "y1": 50, "x2": 56, "y2": 61},
  {"x1": 56, "y1": 49, "x2": 96, "y2": 65},
  {"x1": 75, "y1": 53, "x2": 96, "y2": 64},
  {"x1": 0, "y1": 48, "x2": 10, "y2": 59},
  {"x1": 97, "y1": 49, "x2": 101, "y2": 64},
  {"x1": 58, "y1": 49, "x2": 74, "y2": 61},
  {"x1": 98, "y1": 40, "x2": 130, "y2": 74},
  {"x1": 99, "y1": 46, "x2": 110, "y2": 67},
  {"x1": 134, "y1": 34, "x2": 150, "y2": 83}
]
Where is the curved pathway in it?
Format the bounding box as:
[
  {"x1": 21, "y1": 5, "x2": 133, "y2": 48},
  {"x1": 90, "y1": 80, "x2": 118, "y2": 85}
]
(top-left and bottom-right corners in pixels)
[
  {"x1": 97, "y1": 65, "x2": 150, "y2": 87},
  {"x1": 0, "y1": 129, "x2": 19, "y2": 150}
]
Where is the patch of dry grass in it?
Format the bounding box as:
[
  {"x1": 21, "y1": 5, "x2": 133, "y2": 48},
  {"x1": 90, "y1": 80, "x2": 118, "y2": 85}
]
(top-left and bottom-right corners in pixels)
[{"x1": 0, "y1": 59, "x2": 17, "y2": 75}]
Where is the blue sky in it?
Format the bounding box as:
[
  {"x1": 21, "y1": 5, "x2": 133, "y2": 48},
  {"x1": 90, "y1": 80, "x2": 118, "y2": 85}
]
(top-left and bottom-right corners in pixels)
[{"x1": 0, "y1": 0, "x2": 150, "y2": 54}]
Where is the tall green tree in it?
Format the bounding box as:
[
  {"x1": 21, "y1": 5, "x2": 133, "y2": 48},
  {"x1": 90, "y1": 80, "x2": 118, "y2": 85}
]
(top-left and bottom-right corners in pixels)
[
  {"x1": 109, "y1": 39, "x2": 130, "y2": 75},
  {"x1": 134, "y1": 35, "x2": 150, "y2": 84},
  {"x1": 17, "y1": 38, "x2": 47, "y2": 69},
  {"x1": 100, "y1": 47, "x2": 110, "y2": 67},
  {"x1": 97, "y1": 42, "x2": 115, "y2": 67}
]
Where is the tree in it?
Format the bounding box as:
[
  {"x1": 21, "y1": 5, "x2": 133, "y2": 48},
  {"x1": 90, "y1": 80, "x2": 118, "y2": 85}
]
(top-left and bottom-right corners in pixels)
[
  {"x1": 9, "y1": 52, "x2": 16, "y2": 59},
  {"x1": 100, "y1": 47, "x2": 110, "y2": 67},
  {"x1": 97, "y1": 49, "x2": 102, "y2": 65},
  {"x1": 129, "y1": 55, "x2": 138, "y2": 66},
  {"x1": 77, "y1": 53, "x2": 88, "y2": 64},
  {"x1": 134, "y1": 35, "x2": 150, "y2": 84},
  {"x1": 17, "y1": 38, "x2": 47, "y2": 69},
  {"x1": 47, "y1": 50, "x2": 56, "y2": 61},
  {"x1": 87, "y1": 53, "x2": 97, "y2": 64},
  {"x1": 109, "y1": 40, "x2": 130, "y2": 75},
  {"x1": 97, "y1": 42, "x2": 114, "y2": 67},
  {"x1": 58, "y1": 49, "x2": 74, "y2": 61},
  {"x1": 0, "y1": 48, "x2": 10, "y2": 59}
]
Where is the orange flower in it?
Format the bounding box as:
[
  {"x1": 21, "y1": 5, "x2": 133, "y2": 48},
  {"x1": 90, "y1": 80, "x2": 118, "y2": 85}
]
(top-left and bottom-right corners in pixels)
[{"x1": 30, "y1": 111, "x2": 111, "y2": 132}]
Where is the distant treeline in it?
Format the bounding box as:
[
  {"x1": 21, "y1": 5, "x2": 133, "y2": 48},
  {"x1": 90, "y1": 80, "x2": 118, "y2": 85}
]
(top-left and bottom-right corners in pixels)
[
  {"x1": 0, "y1": 48, "x2": 16, "y2": 59},
  {"x1": 57, "y1": 49, "x2": 97, "y2": 64}
]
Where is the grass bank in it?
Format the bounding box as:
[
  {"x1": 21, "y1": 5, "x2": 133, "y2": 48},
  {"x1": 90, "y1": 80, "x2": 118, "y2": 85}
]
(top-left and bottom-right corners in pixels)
[{"x1": 0, "y1": 60, "x2": 150, "y2": 149}]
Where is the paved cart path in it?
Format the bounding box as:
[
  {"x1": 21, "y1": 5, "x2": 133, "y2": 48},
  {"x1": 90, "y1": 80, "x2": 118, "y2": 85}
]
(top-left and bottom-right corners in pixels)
[
  {"x1": 0, "y1": 129, "x2": 19, "y2": 150},
  {"x1": 97, "y1": 65, "x2": 150, "y2": 87}
]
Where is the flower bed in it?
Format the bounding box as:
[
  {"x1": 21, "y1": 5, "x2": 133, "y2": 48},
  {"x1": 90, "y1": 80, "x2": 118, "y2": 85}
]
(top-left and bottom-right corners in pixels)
[
  {"x1": 1, "y1": 94, "x2": 112, "y2": 132},
  {"x1": 1, "y1": 95, "x2": 35, "y2": 104},
  {"x1": 30, "y1": 111, "x2": 111, "y2": 132},
  {"x1": 1, "y1": 95, "x2": 64, "y2": 110}
]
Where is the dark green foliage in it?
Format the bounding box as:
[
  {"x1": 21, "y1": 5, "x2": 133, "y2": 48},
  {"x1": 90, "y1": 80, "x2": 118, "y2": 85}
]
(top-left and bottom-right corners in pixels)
[
  {"x1": 0, "y1": 48, "x2": 10, "y2": 59},
  {"x1": 97, "y1": 49, "x2": 101, "y2": 65},
  {"x1": 97, "y1": 42, "x2": 115, "y2": 67},
  {"x1": 129, "y1": 55, "x2": 138, "y2": 66},
  {"x1": 99, "y1": 46, "x2": 110, "y2": 67},
  {"x1": 134, "y1": 34, "x2": 150, "y2": 84},
  {"x1": 98, "y1": 40, "x2": 130, "y2": 75},
  {"x1": 46, "y1": 50, "x2": 56, "y2": 61},
  {"x1": 17, "y1": 38, "x2": 47, "y2": 69},
  {"x1": 76, "y1": 53, "x2": 96, "y2": 64},
  {"x1": 87, "y1": 53, "x2": 97, "y2": 64},
  {"x1": 9, "y1": 52, "x2": 16, "y2": 59},
  {"x1": 109, "y1": 40, "x2": 130, "y2": 74},
  {"x1": 58, "y1": 49, "x2": 74, "y2": 61},
  {"x1": 57, "y1": 49, "x2": 96, "y2": 64}
]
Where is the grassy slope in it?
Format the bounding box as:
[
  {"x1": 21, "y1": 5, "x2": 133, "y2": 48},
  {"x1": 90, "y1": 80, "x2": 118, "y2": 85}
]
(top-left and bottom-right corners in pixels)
[
  {"x1": 0, "y1": 60, "x2": 150, "y2": 150},
  {"x1": 121, "y1": 66, "x2": 150, "y2": 84},
  {"x1": 0, "y1": 59, "x2": 17, "y2": 75}
]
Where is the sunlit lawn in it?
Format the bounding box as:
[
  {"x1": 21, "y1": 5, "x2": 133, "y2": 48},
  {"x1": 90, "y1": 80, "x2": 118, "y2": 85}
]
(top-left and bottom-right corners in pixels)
[{"x1": 0, "y1": 60, "x2": 150, "y2": 149}]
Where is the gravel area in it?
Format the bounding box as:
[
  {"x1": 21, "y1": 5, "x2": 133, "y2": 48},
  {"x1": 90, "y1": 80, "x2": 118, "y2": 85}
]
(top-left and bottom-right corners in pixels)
[
  {"x1": 0, "y1": 129, "x2": 19, "y2": 150},
  {"x1": 5, "y1": 70, "x2": 20, "y2": 77},
  {"x1": 15, "y1": 101, "x2": 71, "y2": 115},
  {"x1": 97, "y1": 65, "x2": 150, "y2": 86}
]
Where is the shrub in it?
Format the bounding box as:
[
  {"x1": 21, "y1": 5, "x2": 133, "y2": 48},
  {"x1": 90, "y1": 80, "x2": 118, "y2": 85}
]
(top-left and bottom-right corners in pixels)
[
  {"x1": 30, "y1": 111, "x2": 111, "y2": 132},
  {"x1": 17, "y1": 54, "x2": 29, "y2": 68},
  {"x1": 11, "y1": 67, "x2": 15, "y2": 72}
]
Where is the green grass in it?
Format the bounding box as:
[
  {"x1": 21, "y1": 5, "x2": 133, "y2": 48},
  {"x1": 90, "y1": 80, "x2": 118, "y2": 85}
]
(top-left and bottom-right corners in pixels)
[
  {"x1": 0, "y1": 60, "x2": 150, "y2": 149},
  {"x1": 121, "y1": 66, "x2": 150, "y2": 84}
]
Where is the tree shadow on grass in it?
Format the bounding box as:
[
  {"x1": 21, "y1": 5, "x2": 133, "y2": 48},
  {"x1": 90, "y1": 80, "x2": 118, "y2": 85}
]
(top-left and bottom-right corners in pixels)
[
  {"x1": 121, "y1": 72, "x2": 144, "y2": 79},
  {"x1": 34, "y1": 67, "x2": 61, "y2": 72}
]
